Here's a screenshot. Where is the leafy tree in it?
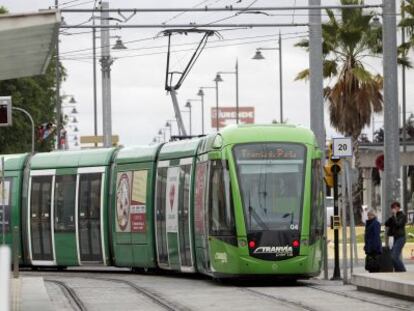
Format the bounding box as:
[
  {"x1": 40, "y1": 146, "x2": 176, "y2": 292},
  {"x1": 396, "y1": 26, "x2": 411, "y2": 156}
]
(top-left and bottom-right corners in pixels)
[
  {"x1": 295, "y1": 0, "x2": 386, "y2": 223},
  {"x1": 400, "y1": 0, "x2": 414, "y2": 52},
  {"x1": 295, "y1": 0, "x2": 384, "y2": 141},
  {"x1": 0, "y1": 6, "x2": 65, "y2": 154}
]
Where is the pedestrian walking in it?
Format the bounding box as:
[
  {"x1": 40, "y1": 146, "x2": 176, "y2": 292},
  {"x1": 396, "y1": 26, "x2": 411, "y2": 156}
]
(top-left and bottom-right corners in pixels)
[
  {"x1": 385, "y1": 201, "x2": 407, "y2": 272},
  {"x1": 364, "y1": 209, "x2": 382, "y2": 272}
]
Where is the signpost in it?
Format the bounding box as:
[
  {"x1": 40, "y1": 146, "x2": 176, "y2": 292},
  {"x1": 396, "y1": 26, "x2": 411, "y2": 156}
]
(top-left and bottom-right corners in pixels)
[
  {"x1": 211, "y1": 106, "x2": 254, "y2": 129},
  {"x1": 0, "y1": 97, "x2": 12, "y2": 127},
  {"x1": 331, "y1": 137, "x2": 354, "y2": 284}
]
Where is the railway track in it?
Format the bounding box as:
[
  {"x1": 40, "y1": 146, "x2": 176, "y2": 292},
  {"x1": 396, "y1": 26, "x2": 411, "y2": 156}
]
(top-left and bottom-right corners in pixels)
[
  {"x1": 43, "y1": 274, "x2": 192, "y2": 311},
  {"x1": 303, "y1": 283, "x2": 413, "y2": 311},
  {"x1": 93, "y1": 276, "x2": 192, "y2": 311},
  {"x1": 241, "y1": 287, "x2": 319, "y2": 311},
  {"x1": 45, "y1": 279, "x2": 87, "y2": 311}
]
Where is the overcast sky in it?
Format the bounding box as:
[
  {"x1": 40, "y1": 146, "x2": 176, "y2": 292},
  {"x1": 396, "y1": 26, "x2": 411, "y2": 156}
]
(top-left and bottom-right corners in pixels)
[{"x1": 2, "y1": 0, "x2": 413, "y2": 147}]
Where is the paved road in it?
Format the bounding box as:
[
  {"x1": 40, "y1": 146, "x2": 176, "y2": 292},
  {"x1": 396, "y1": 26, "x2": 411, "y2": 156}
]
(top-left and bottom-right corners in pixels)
[{"x1": 21, "y1": 267, "x2": 414, "y2": 311}]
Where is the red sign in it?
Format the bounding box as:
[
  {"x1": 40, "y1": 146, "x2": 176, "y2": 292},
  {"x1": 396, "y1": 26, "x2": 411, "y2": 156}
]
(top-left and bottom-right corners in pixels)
[
  {"x1": 131, "y1": 213, "x2": 146, "y2": 233},
  {"x1": 211, "y1": 107, "x2": 255, "y2": 128}
]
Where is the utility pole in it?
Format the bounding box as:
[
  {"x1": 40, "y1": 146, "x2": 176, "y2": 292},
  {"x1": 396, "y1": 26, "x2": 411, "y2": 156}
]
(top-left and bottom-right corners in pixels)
[
  {"x1": 100, "y1": 1, "x2": 113, "y2": 148},
  {"x1": 215, "y1": 79, "x2": 219, "y2": 132},
  {"x1": 382, "y1": 0, "x2": 400, "y2": 220},
  {"x1": 278, "y1": 32, "x2": 283, "y2": 123},
  {"x1": 235, "y1": 59, "x2": 239, "y2": 124},
  {"x1": 92, "y1": 4, "x2": 98, "y2": 146},
  {"x1": 401, "y1": 5, "x2": 407, "y2": 212},
  {"x1": 309, "y1": 0, "x2": 327, "y2": 280},
  {"x1": 55, "y1": 0, "x2": 62, "y2": 149}
]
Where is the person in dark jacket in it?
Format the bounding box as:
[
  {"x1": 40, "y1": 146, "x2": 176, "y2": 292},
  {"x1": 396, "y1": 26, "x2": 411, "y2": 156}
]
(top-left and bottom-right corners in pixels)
[
  {"x1": 385, "y1": 201, "x2": 407, "y2": 272},
  {"x1": 364, "y1": 210, "x2": 382, "y2": 272}
]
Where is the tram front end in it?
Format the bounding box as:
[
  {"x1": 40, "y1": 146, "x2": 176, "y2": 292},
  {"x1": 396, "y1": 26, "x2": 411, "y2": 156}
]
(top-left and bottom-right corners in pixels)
[{"x1": 203, "y1": 125, "x2": 324, "y2": 279}]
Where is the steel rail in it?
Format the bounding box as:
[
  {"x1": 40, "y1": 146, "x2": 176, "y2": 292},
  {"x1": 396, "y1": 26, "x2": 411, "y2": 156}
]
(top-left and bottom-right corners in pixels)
[
  {"x1": 60, "y1": 5, "x2": 383, "y2": 13},
  {"x1": 62, "y1": 23, "x2": 309, "y2": 28},
  {"x1": 45, "y1": 279, "x2": 88, "y2": 311},
  {"x1": 94, "y1": 277, "x2": 191, "y2": 311},
  {"x1": 303, "y1": 283, "x2": 413, "y2": 311},
  {"x1": 241, "y1": 287, "x2": 318, "y2": 311}
]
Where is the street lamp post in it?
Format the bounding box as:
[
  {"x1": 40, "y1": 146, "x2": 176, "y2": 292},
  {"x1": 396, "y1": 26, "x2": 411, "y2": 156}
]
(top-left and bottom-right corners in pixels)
[
  {"x1": 187, "y1": 99, "x2": 202, "y2": 135},
  {"x1": 252, "y1": 32, "x2": 283, "y2": 123},
  {"x1": 12, "y1": 107, "x2": 35, "y2": 153},
  {"x1": 158, "y1": 129, "x2": 166, "y2": 142},
  {"x1": 198, "y1": 86, "x2": 215, "y2": 134},
  {"x1": 217, "y1": 59, "x2": 240, "y2": 124},
  {"x1": 197, "y1": 90, "x2": 205, "y2": 135},
  {"x1": 213, "y1": 74, "x2": 223, "y2": 131},
  {"x1": 185, "y1": 101, "x2": 192, "y2": 136}
]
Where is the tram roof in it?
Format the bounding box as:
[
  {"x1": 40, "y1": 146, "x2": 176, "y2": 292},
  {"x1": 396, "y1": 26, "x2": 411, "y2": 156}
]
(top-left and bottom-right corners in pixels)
[
  {"x1": 219, "y1": 124, "x2": 317, "y2": 146},
  {"x1": 0, "y1": 153, "x2": 29, "y2": 171},
  {"x1": 158, "y1": 138, "x2": 202, "y2": 161},
  {"x1": 30, "y1": 148, "x2": 117, "y2": 169},
  {"x1": 115, "y1": 145, "x2": 160, "y2": 164}
]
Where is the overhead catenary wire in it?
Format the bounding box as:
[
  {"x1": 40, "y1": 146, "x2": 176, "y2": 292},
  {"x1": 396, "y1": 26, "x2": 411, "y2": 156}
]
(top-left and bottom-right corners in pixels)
[
  {"x1": 60, "y1": 33, "x2": 309, "y2": 61},
  {"x1": 59, "y1": 31, "x2": 308, "y2": 58}
]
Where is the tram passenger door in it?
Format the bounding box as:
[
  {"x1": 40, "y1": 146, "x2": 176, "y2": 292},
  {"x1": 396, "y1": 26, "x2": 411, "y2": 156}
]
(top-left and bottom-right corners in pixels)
[
  {"x1": 78, "y1": 173, "x2": 103, "y2": 263},
  {"x1": 30, "y1": 175, "x2": 54, "y2": 263},
  {"x1": 178, "y1": 164, "x2": 193, "y2": 270}
]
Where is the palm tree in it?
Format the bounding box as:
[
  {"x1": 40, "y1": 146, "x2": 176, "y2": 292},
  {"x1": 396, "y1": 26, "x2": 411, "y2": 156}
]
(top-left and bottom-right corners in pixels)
[
  {"x1": 295, "y1": 0, "x2": 384, "y2": 142},
  {"x1": 400, "y1": 0, "x2": 414, "y2": 52}
]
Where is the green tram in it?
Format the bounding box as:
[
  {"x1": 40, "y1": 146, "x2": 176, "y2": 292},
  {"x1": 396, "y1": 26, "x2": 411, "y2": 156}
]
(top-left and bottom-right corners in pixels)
[{"x1": 0, "y1": 125, "x2": 324, "y2": 278}]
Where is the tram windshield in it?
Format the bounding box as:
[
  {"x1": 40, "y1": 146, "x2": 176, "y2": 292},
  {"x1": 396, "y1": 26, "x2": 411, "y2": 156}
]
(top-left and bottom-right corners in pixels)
[{"x1": 233, "y1": 143, "x2": 306, "y2": 232}]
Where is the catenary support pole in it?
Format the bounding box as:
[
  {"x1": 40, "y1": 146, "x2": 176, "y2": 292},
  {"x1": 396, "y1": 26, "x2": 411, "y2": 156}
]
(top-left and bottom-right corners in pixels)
[
  {"x1": 215, "y1": 79, "x2": 219, "y2": 132},
  {"x1": 93, "y1": 9, "x2": 98, "y2": 146},
  {"x1": 235, "y1": 59, "x2": 239, "y2": 124},
  {"x1": 309, "y1": 0, "x2": 327, "y2": 279},
  {"x1": 382, "y1": 0, "x2": 400, "y2": 220},
  {"x1": 100, "y1": 1, "x2": 113, "y2": 148},
  {"x1": 55, "y1": 0, "x2": 62, "y2": 149},
  {"x1": 402, "y1": 5, "x2": 407, "y2": 212},
  {"x1": 278, "y1": 31, "x2": 283, "y2": 123}
]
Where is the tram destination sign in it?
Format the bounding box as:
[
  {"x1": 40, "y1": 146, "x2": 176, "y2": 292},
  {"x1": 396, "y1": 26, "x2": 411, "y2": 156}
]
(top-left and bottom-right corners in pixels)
[
  {"x1": 332, "y1": 137, "x2": 353, "y2": 158},
  {"x1": 211, "y1": 106, "x2": 254, "y2": 128}
]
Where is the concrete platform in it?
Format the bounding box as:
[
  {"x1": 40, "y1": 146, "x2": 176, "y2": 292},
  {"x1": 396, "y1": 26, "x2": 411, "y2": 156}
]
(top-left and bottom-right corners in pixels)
[
  {"x1": 11, "y1": 277, "x2": 53, "y2": 311},
  {"x1": 351, "y1": 272, "x2": 414, "y2": 301}
]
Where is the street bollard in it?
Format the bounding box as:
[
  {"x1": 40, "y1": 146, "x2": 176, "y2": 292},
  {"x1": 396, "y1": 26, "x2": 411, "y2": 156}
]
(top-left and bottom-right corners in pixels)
[
  {"x1": 13, "y1": 226, "x2": 19, "y2": 279},
  {"x1": 0, "y1": 245, "x2": 11, "y2": 311}
]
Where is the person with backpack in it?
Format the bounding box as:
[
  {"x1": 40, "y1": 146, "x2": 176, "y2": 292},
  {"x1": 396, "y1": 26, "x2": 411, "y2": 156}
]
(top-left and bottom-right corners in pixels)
[
  {"x1": 385, "y1": 201, "x2": 407, "y2": 272},
  {"x1": 364, "y1": 209, "x2": 382, "y2": 272}
]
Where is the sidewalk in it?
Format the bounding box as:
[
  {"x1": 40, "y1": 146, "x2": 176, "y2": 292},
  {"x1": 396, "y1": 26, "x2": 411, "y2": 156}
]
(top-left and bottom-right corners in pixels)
[
  {"x1": 351, "y1": 272, "x2": 414, "y2": 301},
  {"x1": 11, "y1": 277, "x2": 53, "y2": 311}
]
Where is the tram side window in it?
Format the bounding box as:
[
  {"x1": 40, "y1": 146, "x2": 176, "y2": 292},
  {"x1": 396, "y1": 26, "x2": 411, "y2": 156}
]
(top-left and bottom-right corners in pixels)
[
  {"x1": 209, "y1": 160, "x2": 235, "y2": 237},
  {"x1": 54, "y1": 175, "x2": 76, "y2": 232},
  {"x1": 194, "y1": 162, "x2": 208, "y2": 235},
  {"x1": 310, "y1": 159, "x2": 324, "y2": 242},
  {"x1": 0, "y1": 178, "x2": 12, "y2": 233},
  {"x1": 156, "y1": 167, "x2": 168, "y2": 264}
]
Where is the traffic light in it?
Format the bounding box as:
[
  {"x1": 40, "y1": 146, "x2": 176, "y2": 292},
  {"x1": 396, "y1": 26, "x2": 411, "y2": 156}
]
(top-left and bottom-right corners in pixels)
[
  {"x1": 0, "y1": 97, "x2": 12, "y2": 127},
  {"x1": 323, "y1": 142, "x2": 342, "y2": 188}
]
